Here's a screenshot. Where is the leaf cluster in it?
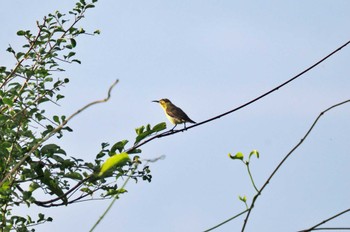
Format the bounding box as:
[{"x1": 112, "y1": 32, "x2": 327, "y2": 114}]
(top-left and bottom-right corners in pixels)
[{"x1": 0, "y1": 1, "x2": 157, "y2": 231}]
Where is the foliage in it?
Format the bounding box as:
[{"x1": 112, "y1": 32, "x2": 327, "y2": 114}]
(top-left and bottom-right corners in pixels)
[
  {"x1": 2, "y1": 0, "x2": 348, "y2": 231},
  {"x1": 0, "y1": 1, "x2": 163, "y2": 231}
]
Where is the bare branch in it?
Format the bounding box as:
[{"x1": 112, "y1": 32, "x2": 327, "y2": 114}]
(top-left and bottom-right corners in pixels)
[
  {"x1": 298, "y1": 208, "x2": 350, "y2": 232},
  {"x1": 309, "y1": 228, "x2": 350, "y2": 231},
  {"x1": 126, "y1": 39, "x2": 350, "y2": 153},
  {"x1": 203, "y1": 209, "x2": 249, "y2": 232},
  {"x1": 240, "y1": 99, "x2": 350, "y2": 231}
]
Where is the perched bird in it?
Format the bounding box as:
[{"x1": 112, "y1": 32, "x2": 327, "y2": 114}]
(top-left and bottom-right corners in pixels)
[{"x1": 152, "y1": 98, "x2": 196, "y2": 130}]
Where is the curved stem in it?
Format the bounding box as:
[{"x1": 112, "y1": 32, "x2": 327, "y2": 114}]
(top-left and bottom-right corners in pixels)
[{"x1": 246, "y1": 163, "x2": 259, "y2": 193}]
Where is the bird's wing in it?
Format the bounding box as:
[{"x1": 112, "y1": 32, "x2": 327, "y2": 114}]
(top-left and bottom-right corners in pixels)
[
  {"x1": 166, "y1": 106, "x2": 185, "y2": 118},
  {"x1": 166, "y1": 106, "x2": 195, "y2": 123}
]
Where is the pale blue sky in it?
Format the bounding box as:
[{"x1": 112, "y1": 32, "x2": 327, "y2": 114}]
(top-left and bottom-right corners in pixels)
[{"x1": 1, "y1": 1, "x2": 350, "y2": 232}]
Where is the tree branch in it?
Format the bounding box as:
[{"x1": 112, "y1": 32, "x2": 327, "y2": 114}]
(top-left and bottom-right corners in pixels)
[
  {"x1": 203, "y1": 209, "x2": 249, "y2": 232},
  {"x1": 240, "y1": 99, "x2": 350, "y2": 231},
  {"x1": 126, "y1": 39, "x2": 350, "y2": 153},
  {"x1": 298, "y1": 208, "x2": 350, "y2": 232}
]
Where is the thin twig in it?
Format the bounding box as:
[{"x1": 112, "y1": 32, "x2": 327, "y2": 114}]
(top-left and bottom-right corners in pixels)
[
  {"x1": 308, "y1": 228, "x2": 350, "y2": 231},
  {"x1": 240, "y1": 99, "x2": 350, "y2": 231},
  {"x1": 89, "y1": 162, "x2": 137, "y2": 232},
  {"x1": 298, "y1": 208, "x2": 350, "y2": 232},
  {"x1": 34, "y1": 177, "x2": 90, "y2": 207},
  {"x1": 203, "y1": 210, "x2": 249, "y2": 232}
]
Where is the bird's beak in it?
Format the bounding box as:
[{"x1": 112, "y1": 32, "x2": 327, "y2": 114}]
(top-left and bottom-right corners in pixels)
[{"x1": 152, "y1": 100, "x2": 159, "y2": 103}]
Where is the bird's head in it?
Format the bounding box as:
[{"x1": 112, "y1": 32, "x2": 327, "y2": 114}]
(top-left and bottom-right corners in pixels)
[{"x1": 152, "y1": 98, "x2": 171, "y2": 108}]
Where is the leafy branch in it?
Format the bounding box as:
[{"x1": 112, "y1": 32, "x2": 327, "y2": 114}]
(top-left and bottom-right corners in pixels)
[
  {"x1": 0, "y1": 79, "x2": 119, "y2": 187},
  {"x1": 0, "y1": 1, "x2": 155, "y2": 230}
]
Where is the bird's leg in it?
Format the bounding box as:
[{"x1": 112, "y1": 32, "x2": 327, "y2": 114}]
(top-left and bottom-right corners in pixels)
[
  {"x1": 171, "y1": 124, "x2": 177, "y2": 131},
  {"x1": 183, "y1": 122, "x2": 187, "y2": 130}
]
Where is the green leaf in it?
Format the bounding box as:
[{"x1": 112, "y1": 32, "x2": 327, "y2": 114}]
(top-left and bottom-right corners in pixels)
[
  {"x1": 6, "y1": 46, "x2": 15, "y2": 54},
  {"x1": 63, "y1": 126, "x2": 73, "y2": 132},
  {"x1": 42, "y1": 176, "x2": 67, "y2": 204},
  {"x1": 85, "y1": 4, "x2": 95, "y2": 9},
  {"x1": 56, "y1": 11, "x2": 63, "y2": 18},
  {"x1": 29, "y1": 182, "x2": 40, "y2": 192},
  {"x1": 135, "y1": 126, "x2": 145, "y2": 135},
  {"x1": 16, "y1": 52, "x2": 25, "y2": 59},
  {"x1": 134, "y1": 123, "x2": 165, "y2": 144},
  {"x1": 228, "y1": 152, "x2": 244, "y2": 160},
  {"x1": 128, "y1": 148, "x2": 142, "y2": 154},
  {"x1": 134, "y1": 130, "x2": 153, "y2": 145},
  {"x1": 42, "y1": 125, "x2": 54, "y2": 137},
  {"x1": 2, "y1": 97, "x2": 13, "y2": 107},
  {"x1": 22, "y1": 191, "x2": 32, "y2": 201},
  {"x1": 41, "y1": 144, "x2": 66, "y2": 156},
  {"x1": 77, "y1": 28, "x2": 86, "y2": 34},
  {"x1": 105, "y1": 188, "x2": 127, "y2": 197},
  {"x1": 101, "y1": 142, "x2": 109, "y2": 149},
  {"x1": 110, "y1": 140, "x2": 128, "y2": 154},
  {"x1": 64, "y1": 172, "x2": 83, "y2": 180},
  {"x1": 0, "y1": 142, "x2": 11, "y2": 156},
  {"x1": 0, "y1": 181, "x2": 11, "y2": 191},
  {"x1": 38, "y1": 213, "x2": 45, "y2": 222},
  {"x1": 239, "y1": 195, "x2": 247, "y2": 203},
  {"x1": 27, "y1": 215, "x2": 33, "y2": 224},
  {"x1": 81, "y1": 187, "x2": 93, "y2": 195},
  {"x1": 70, "y1": 38, "x2": 77, "y2": 48},
  {"x1": 67, "y1": 51, "x2": 76, "y2": 59},
  {"x1": 71, "y1": 59, "x2": 81, "y2": 64},
  {"x1": 53, "y1": 115, "x2": 60, "y2": 124},
  {"x1": 96, "y1": 151, "x2": 106, "y2": 159},
  {"x1": 152, "y1": 122, "x2": 166, "y2": 132},
  {"x1": 16, "y1": 30, "x2": 26, "y2": 36},
  {"x1": 56, "y1": 94, "x2": 65, "y2": 101},
  {"x1": 0, "y1": 66, "x2": 6, "y2": 73},
  {"x1": 249, "y1": 150, "x2": 260, "y2": 160},
  {"x1": 99, "y1": 152, "x2": 130, "y2": 176}
]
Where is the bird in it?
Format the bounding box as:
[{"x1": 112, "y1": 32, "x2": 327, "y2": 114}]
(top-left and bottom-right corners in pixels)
[{"x1": 152, "y1": 98, "x2": 196, "y2": 130}]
